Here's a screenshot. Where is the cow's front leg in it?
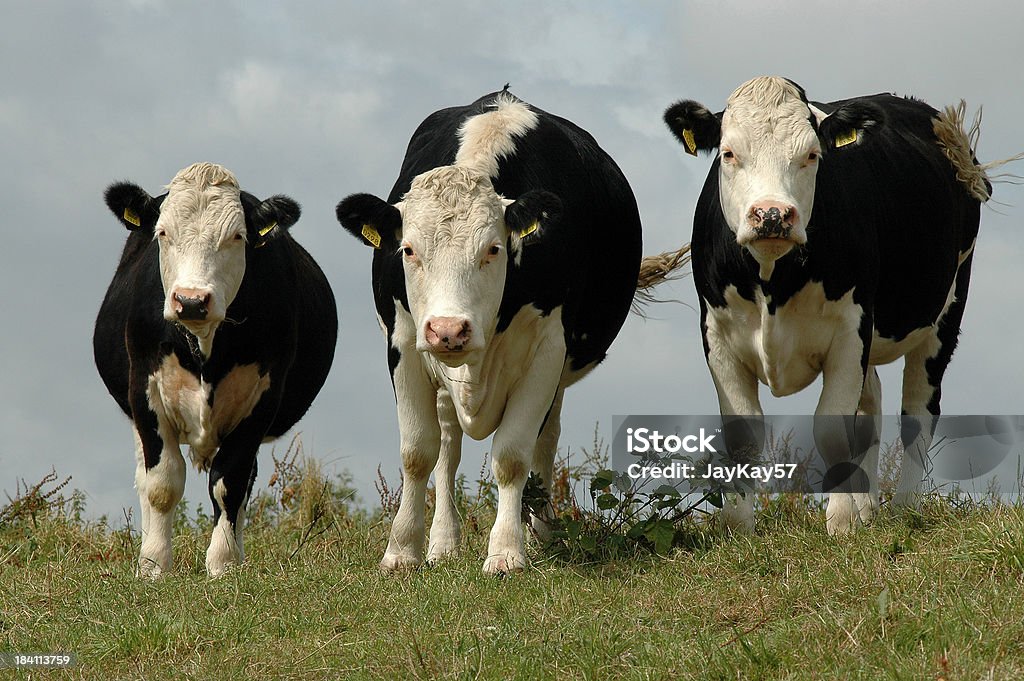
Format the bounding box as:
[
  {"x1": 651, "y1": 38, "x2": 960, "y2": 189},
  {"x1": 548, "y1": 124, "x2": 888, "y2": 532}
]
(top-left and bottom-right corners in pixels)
[
  {"x1": 135, "y1": 428, "x2": 185, "y2": 577},
  {"x1": 133, "y1": 415, "x2": 185, "y2": 579},
  {"x1": 483, "y1": 338, "x2": 564, "y2": 575},
  {"x1": 206, "y1": 439, "x2": 259, "y2": 577},
  {"x1": 427, "y1": 386, "x2": 463, "y2": 563},
  {"x1": 705, "y1": 320, "x2": 762, "y2": 533},
  {"x1": 382, "y1": 355, "x2": 440, "y2": 572},
  {"x1": 816, "y1": 319, "x2": 871, "y2": 536}
]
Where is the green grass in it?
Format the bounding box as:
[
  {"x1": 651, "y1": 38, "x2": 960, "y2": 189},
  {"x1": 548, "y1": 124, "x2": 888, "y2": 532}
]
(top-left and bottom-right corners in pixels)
[{"x1": 2, "y1": 471, "x2": 1024, "y2": 680}]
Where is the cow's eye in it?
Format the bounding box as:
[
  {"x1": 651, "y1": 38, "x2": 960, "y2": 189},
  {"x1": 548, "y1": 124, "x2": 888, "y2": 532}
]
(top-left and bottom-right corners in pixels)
[
  {"x1": 488, "y1": 244, "x2": 501, "y2": 256},
  {"x1": 156, "y1": 229, "x2": 167, "y2": 238},
  {"x1": 807, "y1": 151, "x2": 819, "y2": 162},
  {"x1": 721, "y1": 149, "x2": 735, "y2": 161},
  {"x1": 402, "y1": 246, "x2": 415, "y2": 258},
  {"x1": 233, "y1": 233, "x2": 244, "y2": 241}
]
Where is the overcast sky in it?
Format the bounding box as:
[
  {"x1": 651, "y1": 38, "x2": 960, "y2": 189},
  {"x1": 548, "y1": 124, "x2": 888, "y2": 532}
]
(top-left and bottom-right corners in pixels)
[{"x1": 3, "y1": 1, "x2": 1022, "y2": 521}]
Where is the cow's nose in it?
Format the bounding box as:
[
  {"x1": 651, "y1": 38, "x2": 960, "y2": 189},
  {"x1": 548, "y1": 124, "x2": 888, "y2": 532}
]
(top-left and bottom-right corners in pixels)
[
  {"x1": 748, "y1": 202, "x2": 797, "y2": 238},
  {"x1": 424, "y1": 317, "x2": 471, "y2": 352},
  {"x1": 173, "y1": 289, "x2": 211, "y2": 321}
]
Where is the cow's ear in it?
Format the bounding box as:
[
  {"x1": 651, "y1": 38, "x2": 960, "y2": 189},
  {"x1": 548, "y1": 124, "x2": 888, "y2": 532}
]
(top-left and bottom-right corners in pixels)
[
  {"x1": 664, "y1": 101, "x2": 722, "y2": 155},
  {"x1": 241, "y1": 192, "x2": 300, "y2": 247},
  {"x1": 503, "y1": 190, "x2": 562, "y2": 248},
  {"x1": 105, "y1": 182, "x2": 161, "y2": 232},
  {"x1": 818, "y1": 100, "x2": 886, "y2": 152},
  {"x1": 336, "y1": 193, "x2": 402, "y2": 251}
]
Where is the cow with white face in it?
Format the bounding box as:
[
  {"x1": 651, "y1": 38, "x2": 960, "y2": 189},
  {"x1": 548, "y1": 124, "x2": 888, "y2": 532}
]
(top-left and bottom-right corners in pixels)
[
  {"x1": 338, "y1": 91, "x2": 648, "y2": 574},
  {"x1": 665, "y1": 76, "x2": 994, "y2": 533},
  {"x1": 94, "y1": 162, "x2": 337, "y2": 577}
]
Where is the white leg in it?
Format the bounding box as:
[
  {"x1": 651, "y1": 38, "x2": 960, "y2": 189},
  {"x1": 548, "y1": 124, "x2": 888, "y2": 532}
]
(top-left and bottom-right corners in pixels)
[
  {"x1": 705, "y1": 327, "x2": 761, "y2": 533},
  {"x1": 137, "y1": 431, "x2": 185, "y2": 579},
  {"x1": 132, "y1": 427, "x2": 152, "y2": 541},
  {"x1": 816, "y1": 327, "x2": 869, "y2": 536},
  {"x1": 482, "y1": 333, "x2": 565, "y2": 575},
  {"x1": 381, "y1": 351, "x2": 440, "y2": 572},
  {"x1": 427, "y1": 387, "x2": 463, "y2": 563}
]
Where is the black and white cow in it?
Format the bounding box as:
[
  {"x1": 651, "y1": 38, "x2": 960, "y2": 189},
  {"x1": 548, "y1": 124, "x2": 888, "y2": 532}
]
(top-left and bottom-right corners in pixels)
[
  {"x1": 664, "y1": 76, "x2": 992, "y2": 533},
  {"x1": 337, "y1": 90, "x2": 643, "y2": 574},
  {"x1": 94, "y1": 162, "x2": 338, "y2": 577}
]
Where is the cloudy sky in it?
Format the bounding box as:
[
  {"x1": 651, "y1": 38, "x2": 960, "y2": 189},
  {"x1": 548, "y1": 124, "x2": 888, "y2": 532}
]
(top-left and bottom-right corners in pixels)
[{"x1": 3, "y1": 1, "x2": 1022, "y2": 521}]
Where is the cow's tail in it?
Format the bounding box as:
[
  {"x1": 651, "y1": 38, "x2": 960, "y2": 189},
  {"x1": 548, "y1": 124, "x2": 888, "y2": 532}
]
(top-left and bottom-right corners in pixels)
[
  {"x1": 933, "y1": 100, "x2": 1024, "y2": 203},
  {"x1": 632, "y1": 243, "x2": 691, "y2": 314}
]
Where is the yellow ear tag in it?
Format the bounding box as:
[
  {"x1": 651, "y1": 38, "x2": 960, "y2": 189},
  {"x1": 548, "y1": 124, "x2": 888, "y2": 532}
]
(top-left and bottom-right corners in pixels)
[
  {"x1": 123, "y1": 207, "x2": 141, "y2": 227},
  {"x1": 258, "y1": 221, "x2": 277, "y2": 237},
  {"x1": 518, "y1": 221, "x2": 539, "y2": 239},
  {"x1": 834, "y1": 129, "x2": 858, "y2": 148},
  {"x1": 361, "y1": 224, "x2": 382, "y2": 249},
  {"x1": 682, "y1": 128, "x2": 698, "y2": 156}
]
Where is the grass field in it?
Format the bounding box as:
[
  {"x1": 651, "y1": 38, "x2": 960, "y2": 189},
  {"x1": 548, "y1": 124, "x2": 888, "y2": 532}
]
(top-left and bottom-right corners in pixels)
[{"x1": 2, "y1": 454, "x2": 1023, "y2": 680}]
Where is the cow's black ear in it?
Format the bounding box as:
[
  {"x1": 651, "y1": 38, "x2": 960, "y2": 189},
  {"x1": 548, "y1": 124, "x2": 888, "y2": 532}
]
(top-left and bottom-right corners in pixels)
[
  {"x1": 818, "y1": 100, "x2": 886, "y2": 152},
  {"x1": 241, "y1": 193, "x2": 300, "y2": 247},
  {"x1": 664, "y1": 100, "x2": 722, "y2": 155},
  {"x1": 504, "y1": 190, "x2": 562, "y2": 246},
  {"x1": 105, "y1": 182, "x2": 161, "y2": 232},
  {"x1": 336, "y1": 193, "x2": 402, "y2": 251}
]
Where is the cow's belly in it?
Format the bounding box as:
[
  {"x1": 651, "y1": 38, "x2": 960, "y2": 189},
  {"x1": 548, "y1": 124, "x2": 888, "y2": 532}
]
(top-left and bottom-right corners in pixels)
[
  {"x1": 148, "y1": 354, "x2": 271, "y2": 468},
  {"x1": 429, "y1": 305, "x2": 565, "y2": 440},
  {"x1": 708, "y1": 284, "x2": 861, "y2": 398}
]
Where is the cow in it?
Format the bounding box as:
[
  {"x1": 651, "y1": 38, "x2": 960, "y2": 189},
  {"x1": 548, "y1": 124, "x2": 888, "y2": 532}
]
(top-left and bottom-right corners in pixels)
[
  {"x1": 94, "y1": 162, "x2": 338, "y2": 577},
  {"x1": 336, "y1": 89, "x2": 654, "y2": 574},
  {"x1": 663, "y1": 76, "x2": 997, "y2": 534}
]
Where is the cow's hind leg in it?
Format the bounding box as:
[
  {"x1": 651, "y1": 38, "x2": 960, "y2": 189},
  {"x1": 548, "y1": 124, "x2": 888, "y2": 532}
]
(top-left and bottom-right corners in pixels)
[
  {"x1": 895, "y1": 252, "x2": 973, "y2": 510},
  {"x1": 206, "y1": 446, "x2": 258, "y2": 577},
  {"x1": 135, "y1": 424, "x2": 185, "y2": 579},
  {"x1": 427, "y1": 387, "x2": 463, "y2": 563},
  {"x1": 529, "y1": 386, "x2": 564, "y2": 543},
  {"x1": 854, "y1": 368, "x2": 882, "y2": 524}
]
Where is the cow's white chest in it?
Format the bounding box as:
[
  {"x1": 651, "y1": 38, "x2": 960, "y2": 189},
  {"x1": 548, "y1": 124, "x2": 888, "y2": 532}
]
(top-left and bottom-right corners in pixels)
[
  {"x1": 147, "y1": 354, "x2": 271, "y2": 468},
  {"x1": 706, "y1": 283, "x2": 862, "y2": 397},
  {"x1": 393, "y1": 303, "x2": 564, "y2": 441}
]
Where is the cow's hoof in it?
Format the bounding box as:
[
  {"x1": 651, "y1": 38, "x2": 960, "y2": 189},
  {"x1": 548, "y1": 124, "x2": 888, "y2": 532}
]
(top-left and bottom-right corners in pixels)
[
  {"x1": 137, "y1": 546, "x2": 171, "y2": 580},
  {"x1": 426, "y1": 540, "x2": 461, "y2": 565},
  {"x1": 380, "y1": 553, "x2": 422, "y2": 572},
  {"x1": 206, "y1": 559, "x2": 238, "y2": 578},
  {"x1": 825, "y1": 493, "x2": 862, "y2": 535},
  {"x1": 137, "y1": 557, "x2": 168, "y2": 580},
  {"x1": 482, "y1": 552, "x2": 527, "y2": 576},
  {"x1": 856, "y1": 492, "x2": 880, "y2": 524}
]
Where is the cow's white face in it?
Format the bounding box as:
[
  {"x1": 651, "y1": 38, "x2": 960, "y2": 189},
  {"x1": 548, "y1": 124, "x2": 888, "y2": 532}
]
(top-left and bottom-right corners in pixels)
[
  {"x1": 717, "y1": 77, "x2": 823, "y2": 272},
  {"x1": 156, "y1": 163, "x2": 247, "y2": 344},
  {"x1": 397, "y1": 166, "x2": 509, "y2": 365}
]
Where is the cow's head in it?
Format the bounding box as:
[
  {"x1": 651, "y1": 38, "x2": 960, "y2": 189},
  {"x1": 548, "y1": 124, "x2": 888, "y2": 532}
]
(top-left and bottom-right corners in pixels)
[
  {"x1": 665, "y1": 76, "x2": 885, "y2": 277},
  {"x1": 105, "y1": 162, "x2": 299, "y2": 355},
  {"x1": 337, "y1": 165, "x2": 561, "y2": 366}
]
